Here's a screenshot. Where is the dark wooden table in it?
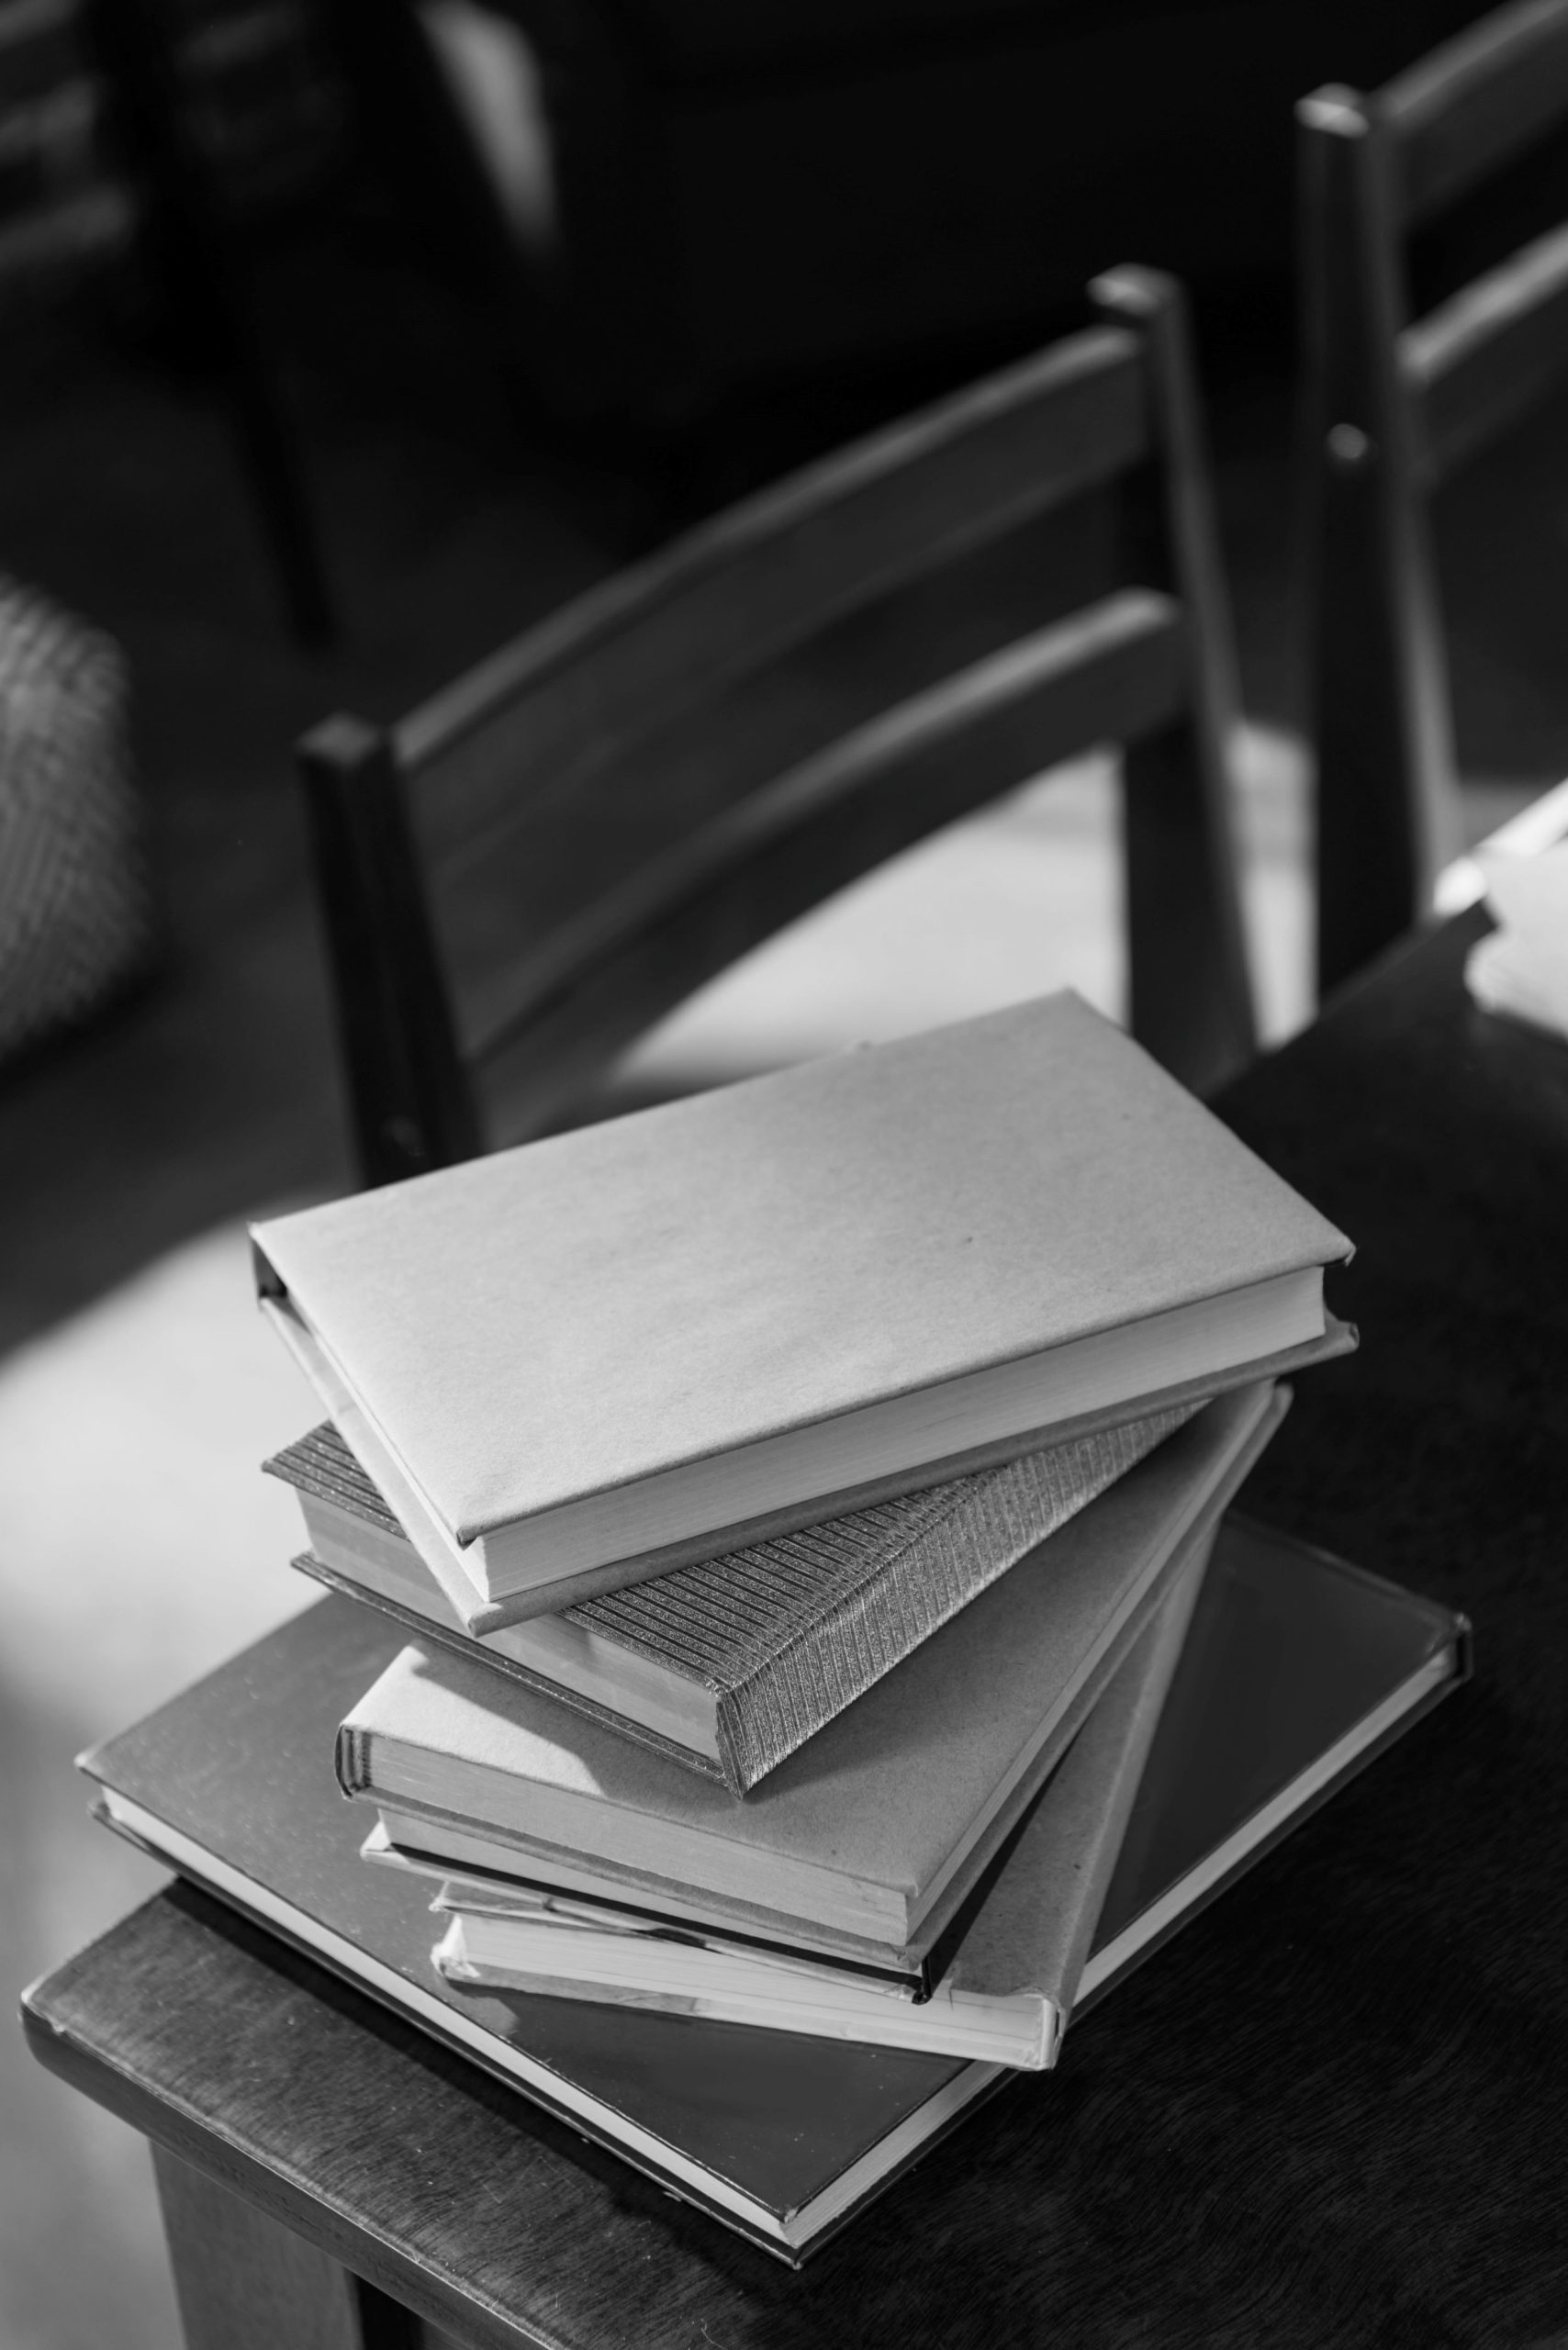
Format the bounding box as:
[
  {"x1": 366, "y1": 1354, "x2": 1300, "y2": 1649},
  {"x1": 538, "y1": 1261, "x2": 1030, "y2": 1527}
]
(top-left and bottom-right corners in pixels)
[{"x1": 22, "y1": 904, "x2": 1568, "y2": 2349}]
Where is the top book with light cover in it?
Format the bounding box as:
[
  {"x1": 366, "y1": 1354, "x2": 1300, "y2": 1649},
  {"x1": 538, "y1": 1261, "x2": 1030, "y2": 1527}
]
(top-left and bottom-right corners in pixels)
[{"x1": 251, "y1": 992, "x2": 1354, "y2": 1628}]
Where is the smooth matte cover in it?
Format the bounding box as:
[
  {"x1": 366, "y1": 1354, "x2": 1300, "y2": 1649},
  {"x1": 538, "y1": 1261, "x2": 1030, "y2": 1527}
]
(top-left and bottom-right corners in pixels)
[
  {"x1": 429, "y1": 1518, "x2": 1217, "y2": 2067},
  {"x1": 77, "y1": 1518, "x2": 1467, "y2": 2263},
  {"x1": 252, "y1": 992, "x2": 1352, "y2": 1613},
  {"x1": 1079, "y1": 1513, "x2": 1470, "y2": 1994},
  {"x1": 270, "y1": 1403, "x2": 1195, "y2": 1794},
  {"x1": 82, "y1": 1596, "x2": 991, "y2": 2261},
  {"x1": 336, "y1": 1385, "x2": 1277, "y2": 1948}
]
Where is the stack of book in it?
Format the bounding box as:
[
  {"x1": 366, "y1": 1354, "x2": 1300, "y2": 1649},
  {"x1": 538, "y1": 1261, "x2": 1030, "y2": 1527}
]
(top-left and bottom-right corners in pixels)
[{"x1": 80, "y1": 995, "x2": 1469, "y2": 2263}]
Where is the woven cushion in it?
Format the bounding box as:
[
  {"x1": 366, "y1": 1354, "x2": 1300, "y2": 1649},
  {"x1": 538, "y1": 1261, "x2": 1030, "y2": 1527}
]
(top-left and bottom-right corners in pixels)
[{"x1": 0, "y1": 576, "x2": 151, "y2": 1062}]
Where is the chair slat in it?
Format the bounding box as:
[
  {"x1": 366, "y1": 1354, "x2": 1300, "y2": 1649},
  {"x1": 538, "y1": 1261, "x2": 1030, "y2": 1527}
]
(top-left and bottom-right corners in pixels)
[
  {"x1": 463, "y1": 590, "x2": 1185, "y2": 1125},
  {"x1": 1384, "y1": 0, "x2": 1568, "y2": 226},
  {"x1": 424, "y1": 505, "x2": 1118, "y2": 1030},
  {"x1": 1401, "y1": 215, "x2": 1568, "y2": 478},
  {"x1": 0, "y1": 0, "x2": 84, "y2": 111},
  {"x1": 398, "y1": 328, "x2": 1148, "y2": 864},
  {"x1": 298, "y1": 268, "x2": 1255, "y2": 1177}
]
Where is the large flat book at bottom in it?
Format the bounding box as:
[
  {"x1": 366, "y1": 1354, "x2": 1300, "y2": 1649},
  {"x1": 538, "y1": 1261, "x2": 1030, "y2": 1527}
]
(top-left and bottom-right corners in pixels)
[{"x1": 79, "y1": 1525, "x2": 1466, "y2": 2263}]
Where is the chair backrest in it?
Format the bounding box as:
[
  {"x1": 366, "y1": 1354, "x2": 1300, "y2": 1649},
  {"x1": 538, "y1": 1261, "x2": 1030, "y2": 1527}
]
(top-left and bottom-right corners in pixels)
[
  {"x1": 1299, "y1": 0, "x2": 1568, "y2": 991},
  {"x1": 297, "y1": 265, "x2": 1256, "y2": 1190}
]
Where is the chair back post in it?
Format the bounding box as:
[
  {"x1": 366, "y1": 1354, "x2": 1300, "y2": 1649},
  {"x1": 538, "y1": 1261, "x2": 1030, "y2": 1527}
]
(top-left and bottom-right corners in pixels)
[
  {"x1": 297, "y1": 715, "x2": 483, "y2": 1187},
  {"x1": 1089, "y1": 266, "x2": 1256, "y2": 1094},
  {"x1": 1298, "y1": 87, "x2": 1462, "y2": 999}
]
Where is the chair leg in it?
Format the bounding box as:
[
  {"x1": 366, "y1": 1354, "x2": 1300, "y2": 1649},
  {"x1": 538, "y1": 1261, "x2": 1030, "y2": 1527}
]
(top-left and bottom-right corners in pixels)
[
  {"x1": 206, "y1": 265, "x2": 338, "y2": 649},
  {"x1": 80, "y1": 0, "x2": 337, "y2": 647}
]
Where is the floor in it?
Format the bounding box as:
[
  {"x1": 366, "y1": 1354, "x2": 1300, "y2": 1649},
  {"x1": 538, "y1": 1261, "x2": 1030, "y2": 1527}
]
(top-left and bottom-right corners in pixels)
[{"x1": 2, "y1": 223, "x2": 1567, "y2": 2348}]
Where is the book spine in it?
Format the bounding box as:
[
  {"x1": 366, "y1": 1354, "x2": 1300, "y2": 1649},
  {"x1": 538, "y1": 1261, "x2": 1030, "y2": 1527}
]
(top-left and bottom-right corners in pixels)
[
  {"x1": 334, "y1": 1722, "x2": 372, "y2": 1799},
  {"x1": 298, "y1": 1548, "x2": 735, "y2": 1788},
  {"x1": 718, "y1": 1404, "x2": 1196, "y2": 1793}
]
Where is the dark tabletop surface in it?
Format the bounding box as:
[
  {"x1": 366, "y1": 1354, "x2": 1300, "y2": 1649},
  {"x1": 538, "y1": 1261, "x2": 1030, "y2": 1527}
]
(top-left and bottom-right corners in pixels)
[{"x1": 23, "y1": 904, "x2": 1568, "y2": 2349}]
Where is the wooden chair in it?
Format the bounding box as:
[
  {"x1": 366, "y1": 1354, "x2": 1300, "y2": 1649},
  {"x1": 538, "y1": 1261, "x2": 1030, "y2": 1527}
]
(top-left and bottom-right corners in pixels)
[
  {"x1": 1299, "y1": 0, "x2": 1568, "y2": 992},
  {"x1": 297, "y1": 265, "x2": 1257, "y2": 1192}
]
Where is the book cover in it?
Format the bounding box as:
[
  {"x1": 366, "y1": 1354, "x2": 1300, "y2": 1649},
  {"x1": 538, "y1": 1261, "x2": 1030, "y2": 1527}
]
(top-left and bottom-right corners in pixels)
[
  {"x1": 77, "y1": 1521, "x2": 1467, "y2": 2264},
  {"x1": 83, "y1": 1595, "x2": 988, "y2": 2265},
  {"x1": 427, "y1": 1510, "x2": 1217, "y2": 2067},
  {"x1": 268, "y1": 1402, "x2": 1197, "y2": 1794},
  {"x1": 1078, "y1": 1513, "x2": 1471, "y2": 2000},
  {"x1": 251, "y1": 992, "x2": 1353, "y2": 1620},
  {"x1": 335, "y1": 1385, "x2": 1280, "y2": 1953}
]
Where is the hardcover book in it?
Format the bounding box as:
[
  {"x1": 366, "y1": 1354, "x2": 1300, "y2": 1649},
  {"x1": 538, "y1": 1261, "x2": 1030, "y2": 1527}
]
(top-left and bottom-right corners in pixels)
[
  {"x1": 269, "y1": 1403, "x2": 1196, "y2": 1795},
  {"x1": 336, "y1": 1384, "x2": 1279, "y2": 1959},
  {"x1": 78, "y1": 1522, "x2": 1467, "y2": 2263},
  {"x1": 428, "y1": 1516, "x2": 1217, "y2": 2067},
  {"x1": 251, "y1": 992, "x2": 1354, "y2": 1629}
]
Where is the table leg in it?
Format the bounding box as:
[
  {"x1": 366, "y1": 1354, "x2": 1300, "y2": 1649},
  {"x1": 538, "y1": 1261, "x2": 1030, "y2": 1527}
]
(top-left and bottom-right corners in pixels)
[{"x1": 151, "y1": 2144, "x2": 444, "y2": 2349}]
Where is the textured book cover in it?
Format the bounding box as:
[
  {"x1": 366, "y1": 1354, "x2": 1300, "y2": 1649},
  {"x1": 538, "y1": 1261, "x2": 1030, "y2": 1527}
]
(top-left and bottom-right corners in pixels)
[
  {"x1": 252, "y1": 991, "x2": 1354, "y2": 1619},
  {"x1": 336, "y1": 1386, "x2": 1281, "y2": 1952},
  {"x1": 269, "y1": 1402, "x2": 1197, "y2": 1794}
]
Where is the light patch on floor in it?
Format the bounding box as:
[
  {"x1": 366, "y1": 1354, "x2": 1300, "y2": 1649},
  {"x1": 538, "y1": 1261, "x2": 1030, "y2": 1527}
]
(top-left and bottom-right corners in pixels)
[
  {"x1": 624, "y1": 723, "x2": 1313, "y2": 1094},
  {"x1": 0, "y1": 1221, "x2": 323, "y2": 1733},
  {"x1": 0, "y1": 1221, "x2": 330, "y2": 2350}
]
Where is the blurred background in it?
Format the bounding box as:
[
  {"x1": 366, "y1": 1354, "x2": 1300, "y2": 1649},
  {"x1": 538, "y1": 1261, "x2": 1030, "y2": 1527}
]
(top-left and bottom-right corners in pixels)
[{"x1": 3, "y1": 1, "x2": 1567, "y2": 2340}]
